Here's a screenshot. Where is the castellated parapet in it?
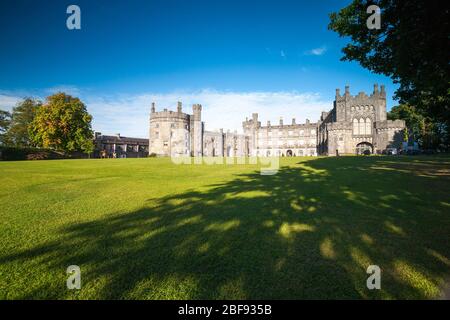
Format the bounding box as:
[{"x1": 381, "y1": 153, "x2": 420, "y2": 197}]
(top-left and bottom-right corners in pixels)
[{"x1": 149, "y1": 84, "x2": 405, "y2": 157}]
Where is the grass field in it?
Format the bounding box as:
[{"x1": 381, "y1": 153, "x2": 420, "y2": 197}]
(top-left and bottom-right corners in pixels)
[{"x1": 0, "y1": 155, "x2": 449, "y2": 299}]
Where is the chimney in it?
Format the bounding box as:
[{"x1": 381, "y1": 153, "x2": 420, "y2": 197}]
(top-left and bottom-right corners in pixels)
[
  {"x1": 380, "y1": 84, "x2": 386, "y2": 95},
  {"x1": 306, "y1": 119, "x2": 310, "y2": 124},
  {"x1": 267, "y1": 120, "x2": 271, "y2": 127},
  {"x1": 177, "y1": 101, "x2": 182, "y2": 113},
  {"x1": 345, "y1": 85, "x2": 350, "y2": 95},
  {"x1": 292, "y1": 118, "x2": 296, "y2": 125},
  {"x1": 279, "y1": 117, "x2": 283, "y2": 126},
  {"x1": 151, "y1": 102, "x2": 155, "y2": 113},
  {"x1": 116, "y1": 133, "x2": 121, "y2": 138},
  {"x1": 336, "y1": 88, "x2": 340, "y2": 97}
]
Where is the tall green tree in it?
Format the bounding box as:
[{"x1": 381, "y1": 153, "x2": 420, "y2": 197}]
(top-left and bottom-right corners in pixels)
[
  {"x1": 5, "y1": 98, "x2": 41, "y2": 147},
  {"x1": 29, "y1": 93, "x2": 94, "y2": 154},
  {"x1": 329, "y1": 1, "x2": 450, "y2": 147},
  {"x1": 0, "y1": 109, "x2": 12, "y2": 145},
  {"x1": 388, "y1": 104, "x2": 440, "y2": 149}
]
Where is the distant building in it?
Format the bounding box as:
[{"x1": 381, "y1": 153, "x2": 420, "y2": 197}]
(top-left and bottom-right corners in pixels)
[
  {"x1": 148, "y1": 85, "x2": 405, "y2": 157},
  {"x1": 94, "y1": 132, "x2": 148, "y2": 158}
]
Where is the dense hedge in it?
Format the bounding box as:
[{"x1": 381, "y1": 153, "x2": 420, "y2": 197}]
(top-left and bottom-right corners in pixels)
[{"x1": 0, "y1": 146, "x2": 89, "y2": 161}]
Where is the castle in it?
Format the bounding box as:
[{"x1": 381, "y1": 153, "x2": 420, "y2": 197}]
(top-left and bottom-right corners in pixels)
[{"x1": 149, "y1": 84, "x2": 405, "y2": 157}]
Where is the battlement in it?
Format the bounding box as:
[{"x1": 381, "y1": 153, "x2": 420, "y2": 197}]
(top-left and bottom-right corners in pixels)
[
  {"x1": 249, "y1": 115, "x2": 316, "y2": 129},
  {"x1": 150, "y1": 102, "x2": 191, "y2": 121},
  {"x1": 335, "y1": 83, "x2": 386, "y2": 102}
]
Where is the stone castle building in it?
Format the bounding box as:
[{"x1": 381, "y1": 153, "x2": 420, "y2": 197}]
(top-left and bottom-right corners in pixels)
[{"x1": 149, "y1": 84, "x2": 405, "y2": 157}]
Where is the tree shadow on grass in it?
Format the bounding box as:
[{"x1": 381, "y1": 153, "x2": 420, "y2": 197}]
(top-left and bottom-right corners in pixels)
[{"x1": 1, "y1": 156, "x2": 449, "y2": 299}]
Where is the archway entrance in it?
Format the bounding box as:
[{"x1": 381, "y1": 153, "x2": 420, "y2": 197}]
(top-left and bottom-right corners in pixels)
[
  {"x1": 286, "y1": 149, "x2": 293, "y2": 157},
  {"x1": 356, "y1": 142, "x2": 373, "y2": 155}
]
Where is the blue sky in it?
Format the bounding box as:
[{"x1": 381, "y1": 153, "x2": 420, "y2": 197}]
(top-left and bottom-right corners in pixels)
[{"x1": 0, "y1": 0, "x2": 398, "y2": 137}]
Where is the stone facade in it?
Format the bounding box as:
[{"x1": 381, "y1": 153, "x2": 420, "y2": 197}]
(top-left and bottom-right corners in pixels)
[
  {"x1": 149, "y1": 84, "x2": 405, "y2": 157},
  {"x1": 243, "y1": 114, "x2": 318, "y2": 157},
  {"x1": 318, "y1": 84, "x2": 405, "y2": 155}
]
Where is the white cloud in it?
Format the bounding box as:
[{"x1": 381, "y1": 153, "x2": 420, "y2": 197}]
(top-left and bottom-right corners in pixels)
[
  {"x1": 305, "y1": 46, "x2": 327, "y2": 56},
  {"x1": 45, "y1": 85, "x2": 81, "y2": 96},
  {"x1": 85, "y1": 89, "x2": 332, "y2": 138},
  {"x1": 0, "y1": 94, "x2": 22, "y2": 111}
]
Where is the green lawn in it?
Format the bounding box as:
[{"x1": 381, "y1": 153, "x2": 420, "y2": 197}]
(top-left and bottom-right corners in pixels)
[{"x1": 0, "y1": 156, "x2": 449, "y2": 299}]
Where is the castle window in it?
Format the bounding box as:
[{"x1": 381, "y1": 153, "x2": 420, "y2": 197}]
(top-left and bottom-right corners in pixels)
[
  {"x1": 155, "y1": 124, "x2": 159, "y2": 128},
  {"x1": 365, "y1": 118, "x2": 372, "y2": 135},
  {"x1": 359, "y1": 118, "x2": 365, "y2": 135},
  {"x1": 155, "y1": 131, "x2": 159, "y2": 138},
  {"x1": 353, "y1": 119, "x2": 359, "y2": 135},
  {"x1": 170, "y1": 123, "x2": 176, "y2": 128},
  {"x1": 311, "y1": 129, "x2": 316, "y2": 135}
]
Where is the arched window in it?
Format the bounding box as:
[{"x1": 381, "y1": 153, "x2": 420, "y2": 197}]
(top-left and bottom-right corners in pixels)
[
  {"x1": 365, "y1": 118, "x2": 372, "y2": 135},
  {"x1": 359, "y1": 118, "x2": 365, "y2": 135},
  {"x1": 353, "y1": 118, "x2": 359, "y2": 135}
]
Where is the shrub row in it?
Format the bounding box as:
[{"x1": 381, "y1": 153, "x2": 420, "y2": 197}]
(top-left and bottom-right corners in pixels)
[{"x1": 0, "y1": 146, "x2": 89, "y2": 161}]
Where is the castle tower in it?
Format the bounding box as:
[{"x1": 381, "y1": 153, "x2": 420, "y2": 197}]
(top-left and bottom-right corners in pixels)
[
  {"x1": 149, "y1": 101, "x2": 191, "y2": 157},
  {"x1": 335, "y1": 85, "x2": 349, "y2": 122},
  {"x1": 192, "y1": 104, "x2": 203, "y2": 156},
  {"x1": 242, "y1": 113, "x2": 260, "y2": 156},
  {"x1": 377, "y1": 85, "x2": 387, "y2": 121}
]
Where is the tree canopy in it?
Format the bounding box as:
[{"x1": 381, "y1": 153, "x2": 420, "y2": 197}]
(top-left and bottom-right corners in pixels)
[
  {"x1": 387, "y1": 104, "x2": 441, "y2": 149},
  {"x1": 0, "y1": 109, "x2": 12, "y2": 145},
  {"x1": 329, "y1": 0, "x2": 449, "y2": 147},
  {"x1": 29, "y1": 93, "x2": 94, "y2": 154},
  {"x1": 4, "y1": 98, "x2": 41, "y2": 147}
]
